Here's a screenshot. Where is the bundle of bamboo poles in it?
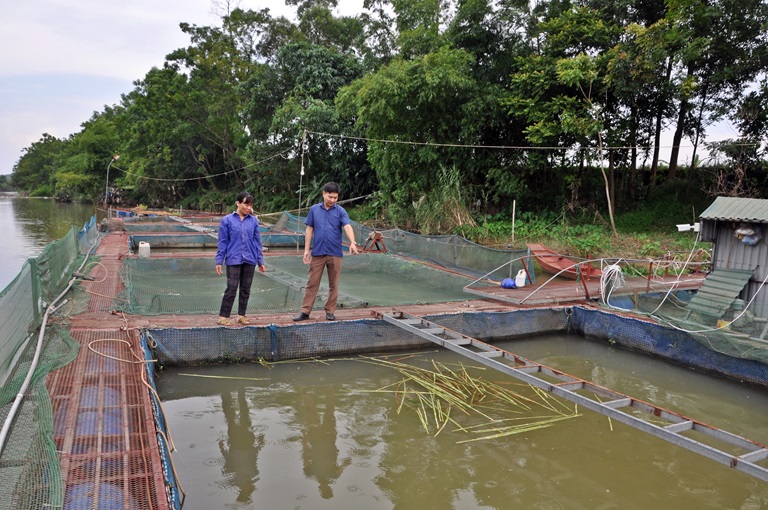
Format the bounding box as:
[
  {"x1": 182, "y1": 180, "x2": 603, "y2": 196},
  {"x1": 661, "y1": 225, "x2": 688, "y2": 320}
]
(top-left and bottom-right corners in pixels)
[
  {"x1": 359, "y1": 356, "x2": 580, "y2": 443},
  {"x1": 258, "y1": 354, "x2": 581, "y2": 442}
]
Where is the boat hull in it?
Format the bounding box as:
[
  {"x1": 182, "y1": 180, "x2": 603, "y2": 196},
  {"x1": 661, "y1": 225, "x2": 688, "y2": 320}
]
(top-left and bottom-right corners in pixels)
[{"x1": 527, "y1": 243, "x2": 601, "y2": 280}]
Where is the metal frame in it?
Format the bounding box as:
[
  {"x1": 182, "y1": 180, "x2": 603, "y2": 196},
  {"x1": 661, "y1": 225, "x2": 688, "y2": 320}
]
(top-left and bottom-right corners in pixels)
[{"x1": 375, "y1": 309, "x2": 768, "y2": 482}]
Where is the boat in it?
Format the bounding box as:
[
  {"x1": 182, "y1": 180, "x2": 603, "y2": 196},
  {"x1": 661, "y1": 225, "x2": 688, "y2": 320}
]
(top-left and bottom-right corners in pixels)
[{"x1": 527, "y1": 243, "x2": 602, "y2": 280}]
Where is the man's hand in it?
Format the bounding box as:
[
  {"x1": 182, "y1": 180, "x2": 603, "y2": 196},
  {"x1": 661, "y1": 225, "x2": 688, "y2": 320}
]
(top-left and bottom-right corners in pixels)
[{"x1": 216, "y1": 264, "x2": 223, "y2": 275}]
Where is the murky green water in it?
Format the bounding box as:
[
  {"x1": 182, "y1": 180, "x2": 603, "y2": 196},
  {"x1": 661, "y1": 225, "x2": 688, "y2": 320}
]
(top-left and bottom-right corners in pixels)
[
  {"x1": 157, "y1": 335, "x2": 768, "y2": 510},
  {"x1": 0, "y1": 195, "x2": 96, "y2": 290}
]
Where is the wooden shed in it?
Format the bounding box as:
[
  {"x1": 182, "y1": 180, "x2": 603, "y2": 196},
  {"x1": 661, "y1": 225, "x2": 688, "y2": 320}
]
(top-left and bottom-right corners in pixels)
[{"x1": 692, "y1": 197, "x2": 768, "y2": 333}]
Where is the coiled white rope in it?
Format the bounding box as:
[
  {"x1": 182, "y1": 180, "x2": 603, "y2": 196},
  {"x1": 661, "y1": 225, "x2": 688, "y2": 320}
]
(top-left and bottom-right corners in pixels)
[{"x1": 600, "y1": 264, "x2": 629, "y2": 309}]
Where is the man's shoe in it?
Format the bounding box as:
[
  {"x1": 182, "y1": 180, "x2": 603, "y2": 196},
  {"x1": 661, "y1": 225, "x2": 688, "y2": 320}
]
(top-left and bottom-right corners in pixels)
[
  {"x1": 325, "y1": 312, "x2": 336, "y2": 321},
  {"x1": 293, "y1": 312, "x2": 310, "y2": 322}
]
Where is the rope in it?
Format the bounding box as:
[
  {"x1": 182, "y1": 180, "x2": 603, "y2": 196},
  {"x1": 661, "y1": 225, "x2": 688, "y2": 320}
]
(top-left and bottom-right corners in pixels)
[{"x1": 600, "y1": 264, "x2": 628, "y2": 310}]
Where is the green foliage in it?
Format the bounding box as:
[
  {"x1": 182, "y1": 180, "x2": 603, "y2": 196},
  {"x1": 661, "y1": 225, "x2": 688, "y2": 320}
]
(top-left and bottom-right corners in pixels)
[
  {"x1": 614, "y1": 182, "x2": 710, "y2": 233},
  {"x1": 562, "y1": 224, "x2": 610, "y2": 257},
  {"x1": 30, "y1": 184, "x2": 54, "y2": 197},
  {"x1": 0, "y1": 174, "x2": 12, "y2": 192},
  {"x1": 8, "y1": 0, "x2": 767, "y2": 226},
  {"x1": 412, "y1": 165, "x2": 476, "y2": 234}
]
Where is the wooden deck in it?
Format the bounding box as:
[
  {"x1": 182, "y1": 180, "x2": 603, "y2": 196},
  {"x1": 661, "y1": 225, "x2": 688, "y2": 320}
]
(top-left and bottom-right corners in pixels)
[{"x1": 465, "y1": 273, "x2": 705, "y2": 306}]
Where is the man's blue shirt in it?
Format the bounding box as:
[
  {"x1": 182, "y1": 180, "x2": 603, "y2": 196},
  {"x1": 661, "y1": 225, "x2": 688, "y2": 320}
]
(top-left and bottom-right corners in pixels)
[
  {"x1": 306, "y1": 202, "x2": 350, "y2": 257},
  {"x1": 216, "y1": 212, "x2": 264, "y2": 266}
]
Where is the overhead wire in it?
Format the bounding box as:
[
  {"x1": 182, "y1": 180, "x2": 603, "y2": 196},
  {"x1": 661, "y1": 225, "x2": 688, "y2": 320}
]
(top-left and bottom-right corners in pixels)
[{"x1": 304, "y1": 129, "x2": 761, "y2": 152}]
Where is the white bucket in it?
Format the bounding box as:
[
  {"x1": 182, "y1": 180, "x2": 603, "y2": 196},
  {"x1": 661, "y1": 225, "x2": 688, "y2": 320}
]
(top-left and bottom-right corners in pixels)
[
  {"x1": 138, "y1": 241, "x2": 151, "y2": 258},
  {"x1": 514, "y1": 269, "x2": 527, "y2": 288}
]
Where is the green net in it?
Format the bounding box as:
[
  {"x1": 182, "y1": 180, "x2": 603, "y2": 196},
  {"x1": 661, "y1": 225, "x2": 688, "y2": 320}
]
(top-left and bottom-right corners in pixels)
[
  {"x1": 279, "y1": 211, "x2": 530, "y2": 282},
  {"x1": 112, "y1": 212, "x2": 531, "y2": 316},
  {"x1": 114, "y1": 251, "x2": 484, "y2": 316},
  {"x1": 0, "y1": 326, "x2": 78, "y2": 510},
  {"x1": 116, "y1": 257, "x2": 304, "y2": 315},
  {"x1": 597, "y1": 284, "x2": 768, "y2": 367},
  {"x1": 0, "y1": 219, "x2": 94, "y2": 510}
]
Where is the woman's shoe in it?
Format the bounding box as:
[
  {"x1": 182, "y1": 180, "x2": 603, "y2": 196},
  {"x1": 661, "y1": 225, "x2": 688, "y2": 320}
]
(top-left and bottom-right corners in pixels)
[
  {"x1": 216, "y1": 317, "x2": 232, "y2": 326},
  {"x1": 236, "y1": 316, "x2": 252, "y2": 325}
]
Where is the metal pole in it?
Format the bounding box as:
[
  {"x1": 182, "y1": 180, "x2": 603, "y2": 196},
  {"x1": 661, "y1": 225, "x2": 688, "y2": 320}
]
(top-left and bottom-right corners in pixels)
[
  {"x1": 297, "y1": 130, "x2": 306, "y2": 253},
  {"x1": 104, "y1": 154, "x2": 120, "y2": 214}
]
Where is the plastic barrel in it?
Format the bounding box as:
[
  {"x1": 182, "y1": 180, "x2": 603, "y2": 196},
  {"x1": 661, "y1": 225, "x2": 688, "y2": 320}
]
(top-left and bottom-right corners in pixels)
[
  {"x1": 80, "y1": 386, "x2": 121, "y2": 407},
  {"x1": 64, "y1": 482, "x2": 136, "y2": 509},
  {"x1": 76, "y1": 408, "x2": 123, "y2": 436}
]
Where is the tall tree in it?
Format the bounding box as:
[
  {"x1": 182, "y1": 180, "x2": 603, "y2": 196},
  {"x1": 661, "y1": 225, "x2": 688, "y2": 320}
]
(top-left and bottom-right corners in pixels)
[
  {"x1": 338, "y1": 46, "x2": 479, "y2": 225},
  {"x1": 12, "y1": 134, "x2": 65, "y2": 196},
  {"x1": 664, "y1": 0, "x2": 768, "y2": 182}
]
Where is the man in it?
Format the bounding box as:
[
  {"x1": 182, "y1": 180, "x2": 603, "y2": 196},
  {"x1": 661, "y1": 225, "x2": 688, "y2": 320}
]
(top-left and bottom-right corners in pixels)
[{"x1": 294, "y1": 182, "x2": 359, "y2": 321}]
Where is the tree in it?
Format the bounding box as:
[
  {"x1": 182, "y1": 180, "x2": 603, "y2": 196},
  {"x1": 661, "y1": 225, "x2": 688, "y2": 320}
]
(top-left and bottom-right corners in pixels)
[
  {"x1": 664, "y1": 0, "x2": 768, "y2": 182},
  {"x1": 53, "y1": 109, "x2": 122, "y2": 202},
  {"x1": 505, "y1": 6, "x2": 622, "y2": 229},
  {"x1": 12, "y1": 134, "x2": 65, "y2": 196},
  {"x1": 338, "y1": 46, "x2": 479, "y2": 225}
]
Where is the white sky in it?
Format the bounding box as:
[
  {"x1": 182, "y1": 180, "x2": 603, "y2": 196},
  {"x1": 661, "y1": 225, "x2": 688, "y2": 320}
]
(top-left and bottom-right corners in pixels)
[
  {"x1": 0, "y1": 0, "x2": 739, "y2": 176},
  {"x1": 0, "y1": 0, "x2": 362, "y2": 176}
]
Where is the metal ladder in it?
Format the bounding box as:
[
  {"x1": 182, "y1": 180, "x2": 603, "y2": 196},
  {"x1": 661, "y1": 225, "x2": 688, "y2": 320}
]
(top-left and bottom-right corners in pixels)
[{"x1": 374, "y1": 309, "x2": 768, "y2": 482}]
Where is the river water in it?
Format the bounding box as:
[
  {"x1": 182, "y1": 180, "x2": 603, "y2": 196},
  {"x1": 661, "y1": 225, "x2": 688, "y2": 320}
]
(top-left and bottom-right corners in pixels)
[
  {"x1": 5, "y1": 195, "x2": 768, "y2": 507},
  {"x1": 157, "y1": 336, "x2": 768, "y2": 510},
  {"x1": 0, "y1": 195, "x2": 97, "y2": 291}
]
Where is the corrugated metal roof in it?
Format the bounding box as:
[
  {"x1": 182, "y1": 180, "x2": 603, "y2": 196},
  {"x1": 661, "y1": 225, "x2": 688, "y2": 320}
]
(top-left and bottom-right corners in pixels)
[
  {"x1": 699, "y1": 197, "x2": 768, "y2": 222},
  {"x1": 686, "y1": 268, "x2": 754, "y2": 319}
]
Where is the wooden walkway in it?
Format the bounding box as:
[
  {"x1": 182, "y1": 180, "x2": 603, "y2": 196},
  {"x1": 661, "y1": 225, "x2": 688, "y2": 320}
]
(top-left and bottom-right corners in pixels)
[{"x1": 465, "y1": 273, "x2": 705, "y2": 306}]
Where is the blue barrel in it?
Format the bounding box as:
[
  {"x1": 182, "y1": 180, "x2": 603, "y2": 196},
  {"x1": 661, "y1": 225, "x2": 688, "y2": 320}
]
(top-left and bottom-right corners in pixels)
[
  {"x1": 80, "y1": 386, "x2": 121, "y2": 408},
  {"x1": 76, "y1": 409, "x2": 123, "y2": 436},
  {"x1": 64, "y1": 482, "x2": 136, "y2": 509}
]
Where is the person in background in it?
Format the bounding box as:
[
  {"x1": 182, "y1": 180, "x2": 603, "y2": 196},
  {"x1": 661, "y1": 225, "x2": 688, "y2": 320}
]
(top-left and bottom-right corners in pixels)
[
  {"x1": 216, "y1": 192, "x2": 266, "y2": 325},
  {"x1": 294, "y1": 182, "x2": 359, "y2": 322}
]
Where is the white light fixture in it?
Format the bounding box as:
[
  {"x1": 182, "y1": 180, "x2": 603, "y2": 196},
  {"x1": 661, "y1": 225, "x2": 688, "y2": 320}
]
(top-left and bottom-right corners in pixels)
[{"x1": 676, "y1": 223, "x2": 700, "y2": 232}]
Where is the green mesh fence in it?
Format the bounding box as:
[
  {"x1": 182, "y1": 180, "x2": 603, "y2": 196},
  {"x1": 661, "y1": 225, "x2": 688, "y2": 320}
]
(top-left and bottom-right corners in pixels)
[
  {"x1": 279, "y1": 211, "x2": 530, "y2": 282},
  {"x1": 597, "y1": 289, "x2": 768, "y2": 367},
  {"x1": 115, "y1": 251, "x2": 480, "y2": 316},
  {"x1": 1, "y1": 225, "x2": 87, "y2": 383},
  {"x1": 112, "y1": 211, "x2": 531, "y2": 317},
  {"x1": 0, "y1": 327, "x2": 79, "y2": 510},
  {"x1": 269, "y1": 253, "x2": 473, "y2": 306},
  {"x1": 116, "y1": 257, "x2": 305, "y2": 315},
  {"x1": 0, "y1": 219, "x2": 97, "y2": 510}
]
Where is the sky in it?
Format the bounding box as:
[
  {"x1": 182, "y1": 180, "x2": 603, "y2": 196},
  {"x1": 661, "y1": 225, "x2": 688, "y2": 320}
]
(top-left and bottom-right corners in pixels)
[
  {"x1": 0, "y1": 0, "x2": 741, "y2": 177},
  {"x1": 0, "y1": 0, "x2": 362, "y2": 176}
]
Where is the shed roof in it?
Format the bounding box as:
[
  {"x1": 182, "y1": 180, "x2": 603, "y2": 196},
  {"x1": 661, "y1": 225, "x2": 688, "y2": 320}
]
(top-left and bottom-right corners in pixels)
[{"x1": 699, "y1": 197, "x2": 768, "y2": 223}]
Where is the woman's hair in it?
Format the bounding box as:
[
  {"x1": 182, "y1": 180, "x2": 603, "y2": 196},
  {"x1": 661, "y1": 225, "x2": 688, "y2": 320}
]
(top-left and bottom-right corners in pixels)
[{"x1": 236, "y1": 191, "x2": 253, "y2": 205}]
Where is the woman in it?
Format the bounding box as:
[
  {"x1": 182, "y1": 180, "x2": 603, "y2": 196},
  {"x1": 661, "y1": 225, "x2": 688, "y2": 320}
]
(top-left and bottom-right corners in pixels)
[{"x1": 215, "y1": 192, "x2": 266, "y2": 325}]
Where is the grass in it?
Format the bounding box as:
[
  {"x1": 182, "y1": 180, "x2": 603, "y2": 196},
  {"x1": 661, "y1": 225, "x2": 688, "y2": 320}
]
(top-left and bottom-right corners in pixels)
[{"x1": 349, "y1": 182, "x2": 713, "y2": 263}]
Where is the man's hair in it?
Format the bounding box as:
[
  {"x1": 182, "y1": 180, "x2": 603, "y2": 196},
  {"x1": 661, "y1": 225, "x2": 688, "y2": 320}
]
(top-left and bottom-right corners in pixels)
[
  {"x1": 236, "y1": 191, "x2": 253, "y2": 204},
  {"x1": 323, "y1": 182, "x2": 340, "y2": 194}
]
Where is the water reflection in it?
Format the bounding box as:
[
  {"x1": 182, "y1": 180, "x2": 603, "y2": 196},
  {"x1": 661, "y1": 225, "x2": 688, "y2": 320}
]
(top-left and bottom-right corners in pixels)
[
  {"x1": 0, "y1": 195, "x2": 95, "y2": 290},
  {"x1": 298, "y1": 386, "x2": 351, "y2": 498},
  {"x1": 219, "y1": 388, "x2": 264, "y2": 504},
  {"x1": 157, "y1": 348, "x2": 768, "y2": 510}
]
